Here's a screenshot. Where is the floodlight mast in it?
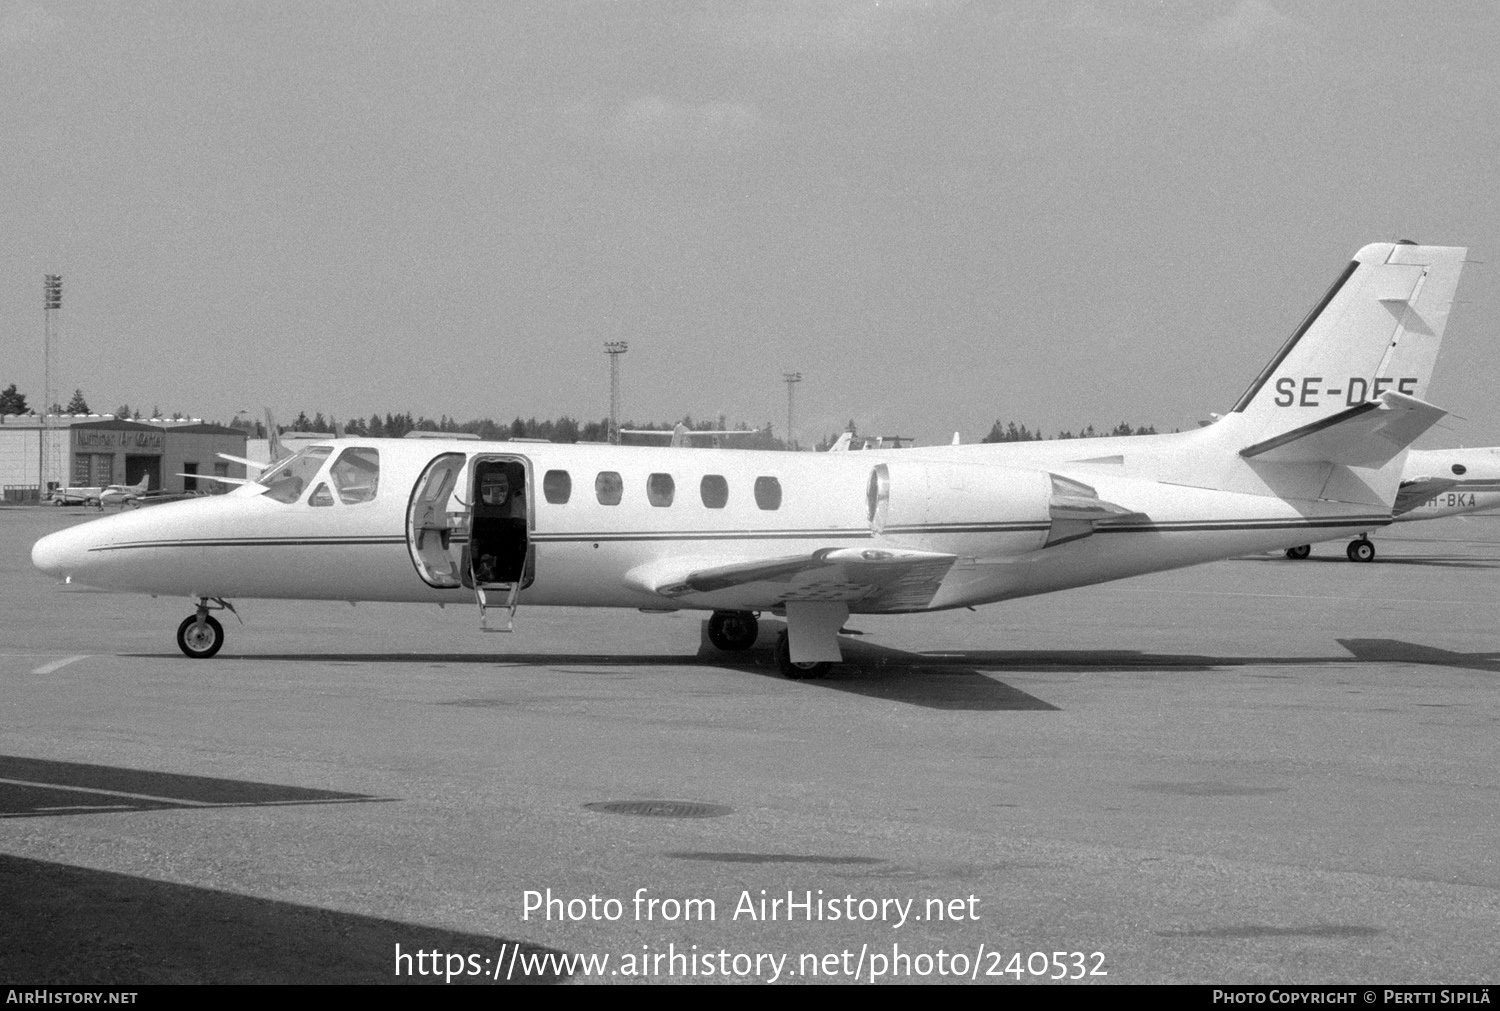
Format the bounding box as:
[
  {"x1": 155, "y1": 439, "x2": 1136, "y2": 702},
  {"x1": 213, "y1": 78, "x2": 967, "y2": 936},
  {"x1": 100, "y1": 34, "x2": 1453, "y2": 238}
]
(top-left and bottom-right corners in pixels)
[
  {"x1": 604, "y1": 341, "x2": 628, "y2": 445},
  {"x1": 41, "y1": 274, "x2": 62, "y2": 492},
  {"x1": 783, "y1": 372, "x2": 801, "y2": 451}
]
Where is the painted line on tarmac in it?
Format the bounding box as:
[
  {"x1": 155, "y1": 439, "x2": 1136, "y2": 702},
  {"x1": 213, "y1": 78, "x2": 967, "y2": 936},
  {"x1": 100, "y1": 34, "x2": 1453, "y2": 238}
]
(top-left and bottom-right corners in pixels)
[
  {"x1": 31, "y1": 655, "x2": 89, "y2": 675},
  {"x1": 1101, "y1": 587, "x2": 1482, "y2": 605}
]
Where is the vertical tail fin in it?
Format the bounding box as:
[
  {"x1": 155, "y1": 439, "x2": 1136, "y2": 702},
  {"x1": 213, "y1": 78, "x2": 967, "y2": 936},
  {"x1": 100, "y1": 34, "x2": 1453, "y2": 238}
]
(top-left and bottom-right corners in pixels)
[
  {"x1": 264, "y1": 408, "x2": 288, "y2": 463},
  {"x1": 1230, "y1": 242, "x2": 1467, "y2": 442}
]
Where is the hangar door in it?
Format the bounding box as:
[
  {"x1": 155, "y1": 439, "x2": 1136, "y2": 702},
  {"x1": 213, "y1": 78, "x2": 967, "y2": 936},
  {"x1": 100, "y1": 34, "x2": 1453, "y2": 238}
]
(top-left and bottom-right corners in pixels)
[{"x1": 125, "y1": 455, "x2": 160, "y2": 491}]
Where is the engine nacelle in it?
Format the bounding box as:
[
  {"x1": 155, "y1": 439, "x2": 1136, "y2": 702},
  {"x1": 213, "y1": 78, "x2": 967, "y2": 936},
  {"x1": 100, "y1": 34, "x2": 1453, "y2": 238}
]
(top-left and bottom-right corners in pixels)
[{"x1": 868, "y1": 460, "x2": 1054, "y2": 553}]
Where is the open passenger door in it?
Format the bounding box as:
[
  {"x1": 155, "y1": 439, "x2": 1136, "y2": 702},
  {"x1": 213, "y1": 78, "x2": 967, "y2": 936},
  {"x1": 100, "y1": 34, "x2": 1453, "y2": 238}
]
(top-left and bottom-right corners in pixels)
[{"x1": 406, "y1": 453, "x2": 468, "y2": 588}]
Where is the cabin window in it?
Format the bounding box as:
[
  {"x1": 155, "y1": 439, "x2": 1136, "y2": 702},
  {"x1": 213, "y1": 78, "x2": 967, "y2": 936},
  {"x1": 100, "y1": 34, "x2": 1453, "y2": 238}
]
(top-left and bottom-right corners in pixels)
[
  {"x1": 700, "y1": 474, "x2": 729, "y2": 509},
  {"x1": 1453, "y1": 463, "x2": 1467, "y2": 476},
  {"x1": 647, "y1": 473, "x2": 675, "y2": 507},
  {"x1": 330, "y1": 447, "x2": 380, "y2": 504},
  {"x1": 595, "y1": 471, "x2": 623, "y2": 506},
  {"x1": 261, "y1": 446, "x2": 333, "y2": 504},
  {"x1": 754, "y1": 476, "x2": 782, "y2": 510},
  {"x1": 308, "y1": 482, "x2": 334, "y2": 507},
  {"x1": 543, "y1": 470, "x2": 572, "y2": 504}
]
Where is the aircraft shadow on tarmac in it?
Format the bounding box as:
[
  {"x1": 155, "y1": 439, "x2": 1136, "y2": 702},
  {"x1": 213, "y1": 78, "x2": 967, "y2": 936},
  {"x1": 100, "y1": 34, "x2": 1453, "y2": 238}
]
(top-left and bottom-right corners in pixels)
[
  {"x1": 124, "y1": 631, "x2": 1498, "y2": 713},
  {"x1": 1336, "y1": 638, "x2": 1500, "y2": 675},
  {"x1": 0, "y1": 853, "x2": 568, "y2": 984},
  {"x1": 0, "y1": 755, "x2": 392, "y2": 820},
  {"x1": 191, "y1": 624, "x2": 1062, "y2": 713}
]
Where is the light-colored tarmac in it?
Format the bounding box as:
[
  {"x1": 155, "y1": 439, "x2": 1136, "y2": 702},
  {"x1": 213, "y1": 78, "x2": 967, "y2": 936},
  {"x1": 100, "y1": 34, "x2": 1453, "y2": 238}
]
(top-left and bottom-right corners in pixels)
[{"x1": 1, "y1": 506, "x2": 1497, "y2": 984}]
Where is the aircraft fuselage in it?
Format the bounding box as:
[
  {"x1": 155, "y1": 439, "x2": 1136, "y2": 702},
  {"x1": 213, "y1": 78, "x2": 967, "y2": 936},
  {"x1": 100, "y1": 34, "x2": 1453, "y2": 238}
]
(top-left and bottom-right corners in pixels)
[{"x1": 33, "y1": 434, "x2": 1390, "y2": 612}]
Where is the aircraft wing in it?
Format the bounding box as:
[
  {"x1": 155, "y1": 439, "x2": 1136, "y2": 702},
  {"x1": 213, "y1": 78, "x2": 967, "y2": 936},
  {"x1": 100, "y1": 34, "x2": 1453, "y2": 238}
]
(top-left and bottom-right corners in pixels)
[
  {"x1": 1239, "y1": 391, "x2": 1446, "y2": 467},
  {"x1": 180, "y1": 472, "x2": 255, "y2": 486},
  {"x1": 1393, "y1": 477, "x2": 1458, "y2": 516},
  {"x1": 624, "y1": 546, "x2": 958, "y2": 612}
]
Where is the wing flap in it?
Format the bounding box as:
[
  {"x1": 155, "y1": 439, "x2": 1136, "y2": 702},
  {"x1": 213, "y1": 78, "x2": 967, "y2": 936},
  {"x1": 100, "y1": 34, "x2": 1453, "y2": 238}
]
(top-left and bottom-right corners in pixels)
[{"x1": 625, "y1": 547, "x2": 958, "y2": 612}]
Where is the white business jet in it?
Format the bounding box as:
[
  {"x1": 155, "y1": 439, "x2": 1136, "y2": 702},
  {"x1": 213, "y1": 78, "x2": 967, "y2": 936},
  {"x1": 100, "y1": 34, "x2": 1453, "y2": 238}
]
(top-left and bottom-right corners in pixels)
[
  {"x1": 32, "y1": 242, "x2": 1470, "y2": 676},
  {"x1": 1282, "y1": 445, "x2": 1500, "y2": 560}
]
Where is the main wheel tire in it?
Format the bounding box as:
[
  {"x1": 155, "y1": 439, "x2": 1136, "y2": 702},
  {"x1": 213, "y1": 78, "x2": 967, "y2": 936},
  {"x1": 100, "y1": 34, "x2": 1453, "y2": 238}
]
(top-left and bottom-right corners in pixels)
[
  {"x1": 176, "y1": 615, "x2": 224, "y2": 658},
  {"x1": 1347, "y1": 538, "x2": 1376, "y2": 563},
  {"x1": 1285, "y1": 545, "x2": 1311, "y2": 560},
  {"x1": 775, "y1": 630, "x2": 830, "y2": 680},
  {"x1": 707, "y1": 611, "x2": 759, "y2": 651}
]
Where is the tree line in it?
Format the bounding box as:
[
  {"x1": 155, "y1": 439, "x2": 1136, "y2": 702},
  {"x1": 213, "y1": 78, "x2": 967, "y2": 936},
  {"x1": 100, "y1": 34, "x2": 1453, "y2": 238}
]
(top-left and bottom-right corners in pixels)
[
  {"x1": 980, "y1": 420, "x2": 1162, "y2": 443},
  {"x1": 0, "y1": 384, "x2": 194, "y2": 422},
  {"x1": 238, "y1": 411, "x2": 790, "y2": 449},
  {"x1": 3, "y1": 383, "x2": 1168, "y2": 447}
]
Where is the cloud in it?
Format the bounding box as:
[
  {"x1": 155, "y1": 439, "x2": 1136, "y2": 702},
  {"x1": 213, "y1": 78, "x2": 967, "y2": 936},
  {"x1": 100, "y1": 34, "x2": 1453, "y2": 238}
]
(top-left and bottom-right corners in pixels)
[
  {"x1": 1070, "y1": 0, "x2": 1310, "y2": 56},
  {"x1": 692, "y1": 0, "x2": 955, "y2": 56},
  {"x1": 0, "y1": 2, "x2": 66, "y2": 52},
  {"x1": 560, "y1": 96, "x2": 773, "y2": 159},
  {"x1": 1198, "y1": 0, "x2": 1304, "y2": 51}
]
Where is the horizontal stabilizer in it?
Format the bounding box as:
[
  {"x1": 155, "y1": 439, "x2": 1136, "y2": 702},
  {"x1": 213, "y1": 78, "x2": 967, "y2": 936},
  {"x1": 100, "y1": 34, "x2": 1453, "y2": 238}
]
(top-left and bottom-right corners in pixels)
[
  {"x1": 1393, "y1": 477, "x2": 1458, "y2": 516},
  {"x1": 1239, "y1": 391, "x2": 1445, "y2": 467},
  {"x1": 624, "y1": 546, "x2": 957, "y2": 612}
]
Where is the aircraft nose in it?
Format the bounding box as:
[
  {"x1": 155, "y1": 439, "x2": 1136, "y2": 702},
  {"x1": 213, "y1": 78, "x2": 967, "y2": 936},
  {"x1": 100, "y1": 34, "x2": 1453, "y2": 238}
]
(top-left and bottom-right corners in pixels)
[{"x1": 31, "y1": 525, "x2": 93, "y2": 580}]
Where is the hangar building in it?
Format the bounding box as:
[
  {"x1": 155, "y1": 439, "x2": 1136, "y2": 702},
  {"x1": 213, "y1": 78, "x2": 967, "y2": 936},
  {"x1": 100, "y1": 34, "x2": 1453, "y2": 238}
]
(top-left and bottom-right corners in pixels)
[{"x1": 0, "y1": 415, "x2": 247, "y2": 501}]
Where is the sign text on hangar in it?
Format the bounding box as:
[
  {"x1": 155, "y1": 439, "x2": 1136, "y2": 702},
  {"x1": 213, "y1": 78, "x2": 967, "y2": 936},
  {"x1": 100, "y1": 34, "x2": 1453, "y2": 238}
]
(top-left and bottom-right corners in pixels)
[{"x1": 72, "y1": 429, "x2": 165, "y2": 451}]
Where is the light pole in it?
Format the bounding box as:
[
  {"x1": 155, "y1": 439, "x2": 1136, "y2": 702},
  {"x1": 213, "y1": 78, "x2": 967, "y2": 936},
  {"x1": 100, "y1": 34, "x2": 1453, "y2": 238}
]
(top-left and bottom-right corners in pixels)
[
  {"x1": 604, "y1": 341, "x2": 628, "y2": 445},
  {"x1": 41, "y1": 274, "x2": 61, "y2": 493},
  {"x1": 783, "y1": 372, "x2": 801, "y2": 451}
]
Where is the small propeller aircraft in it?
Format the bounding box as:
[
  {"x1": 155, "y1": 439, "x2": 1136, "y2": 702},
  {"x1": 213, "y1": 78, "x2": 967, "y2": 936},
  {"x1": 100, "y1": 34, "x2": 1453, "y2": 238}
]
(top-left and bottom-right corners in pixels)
[
  {"x1": 32, "y1": 242, "x2": 1472, "y2": 676},
  {"x1": 49, "y1": 475, "x2": 151, "y2": 509},
  {"x1": 1282, "y1": 445, "x2": 1500, "y2": 560},
  {"x1": 619, "y1": 423, "x2": 763, "y2": 448},
  {"x1": 97, "y1": 476, "x2": 152, "y2": 509}
]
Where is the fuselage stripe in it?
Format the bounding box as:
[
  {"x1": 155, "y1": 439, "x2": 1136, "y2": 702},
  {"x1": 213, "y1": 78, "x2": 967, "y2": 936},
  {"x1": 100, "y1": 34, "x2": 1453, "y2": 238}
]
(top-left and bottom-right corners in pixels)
[{"x1": 87, "y1": 515, "x2": 1392, "y2": 553}]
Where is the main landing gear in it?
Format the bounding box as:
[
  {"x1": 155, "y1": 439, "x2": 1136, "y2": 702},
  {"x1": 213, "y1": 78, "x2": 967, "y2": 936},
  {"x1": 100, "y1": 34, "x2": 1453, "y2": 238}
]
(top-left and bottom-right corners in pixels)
[
  {"x1": 1284, "y1": 538, "x2": 1376, "y2": 562},
  {"x1": 176, "y1": 597, "x2": 238, "y2": 658},
  {"x1": 707, "y1": 610, "x2": 759, "y2": 651},
  {"x1": 775, "y1": 630, "x2": 831, "y2": 680}
]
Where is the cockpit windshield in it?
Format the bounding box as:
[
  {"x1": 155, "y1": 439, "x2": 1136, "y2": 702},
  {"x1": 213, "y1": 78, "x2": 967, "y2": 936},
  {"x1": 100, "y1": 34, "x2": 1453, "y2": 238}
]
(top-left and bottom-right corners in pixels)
[
  {"x1": 330, "y1": 447, "x2": 380, "y2": 503},
  {"x1": 259, "y1": 447, "x2": 333, "y2": 504}
]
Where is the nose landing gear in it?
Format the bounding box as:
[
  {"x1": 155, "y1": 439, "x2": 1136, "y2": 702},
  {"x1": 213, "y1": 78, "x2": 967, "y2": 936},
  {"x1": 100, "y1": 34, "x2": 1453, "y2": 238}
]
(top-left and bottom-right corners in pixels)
[
  {"x1": 176, "y1": 597, "x2": 239, "y2": 658},
  {"x1": 1284, "y1": 544, "x2": 1312, "y2": 560}
]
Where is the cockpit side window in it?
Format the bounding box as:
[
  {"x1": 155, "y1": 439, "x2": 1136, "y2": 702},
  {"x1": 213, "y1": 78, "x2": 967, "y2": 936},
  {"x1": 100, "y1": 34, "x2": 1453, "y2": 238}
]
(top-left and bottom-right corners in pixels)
[
  {"x1": 260, "y1": 447, "x2": 333, "y2": 504},
  {"x1": 330, "y1": 447, "x2": 380, "y2": 504}
]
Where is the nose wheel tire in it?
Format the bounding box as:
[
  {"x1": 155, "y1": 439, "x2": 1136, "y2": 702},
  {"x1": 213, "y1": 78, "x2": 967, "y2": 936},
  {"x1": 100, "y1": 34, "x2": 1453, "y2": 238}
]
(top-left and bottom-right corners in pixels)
[
  {"x1": 707, "y1": 611, "x2": 759, "y2": 651},
  {"x1": 775, "y1": 630, "x2": 831, "y2": 680},
  {"x1": 177, "y1": 615, "x2": 225, "y2": 658},
  {"x1": 1285, "y1": 545, "x2": 1311, "y2": 560},
  {"x1": 1346, "y1": 538, "x2": 1376, "y2": 563}
]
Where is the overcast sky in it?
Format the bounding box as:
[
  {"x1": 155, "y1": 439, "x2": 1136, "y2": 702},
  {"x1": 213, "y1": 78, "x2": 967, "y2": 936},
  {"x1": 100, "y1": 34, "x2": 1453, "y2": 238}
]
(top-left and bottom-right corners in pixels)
[{"x1": 3, "y1": 1, "x2": 1498, "y2": 446}]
